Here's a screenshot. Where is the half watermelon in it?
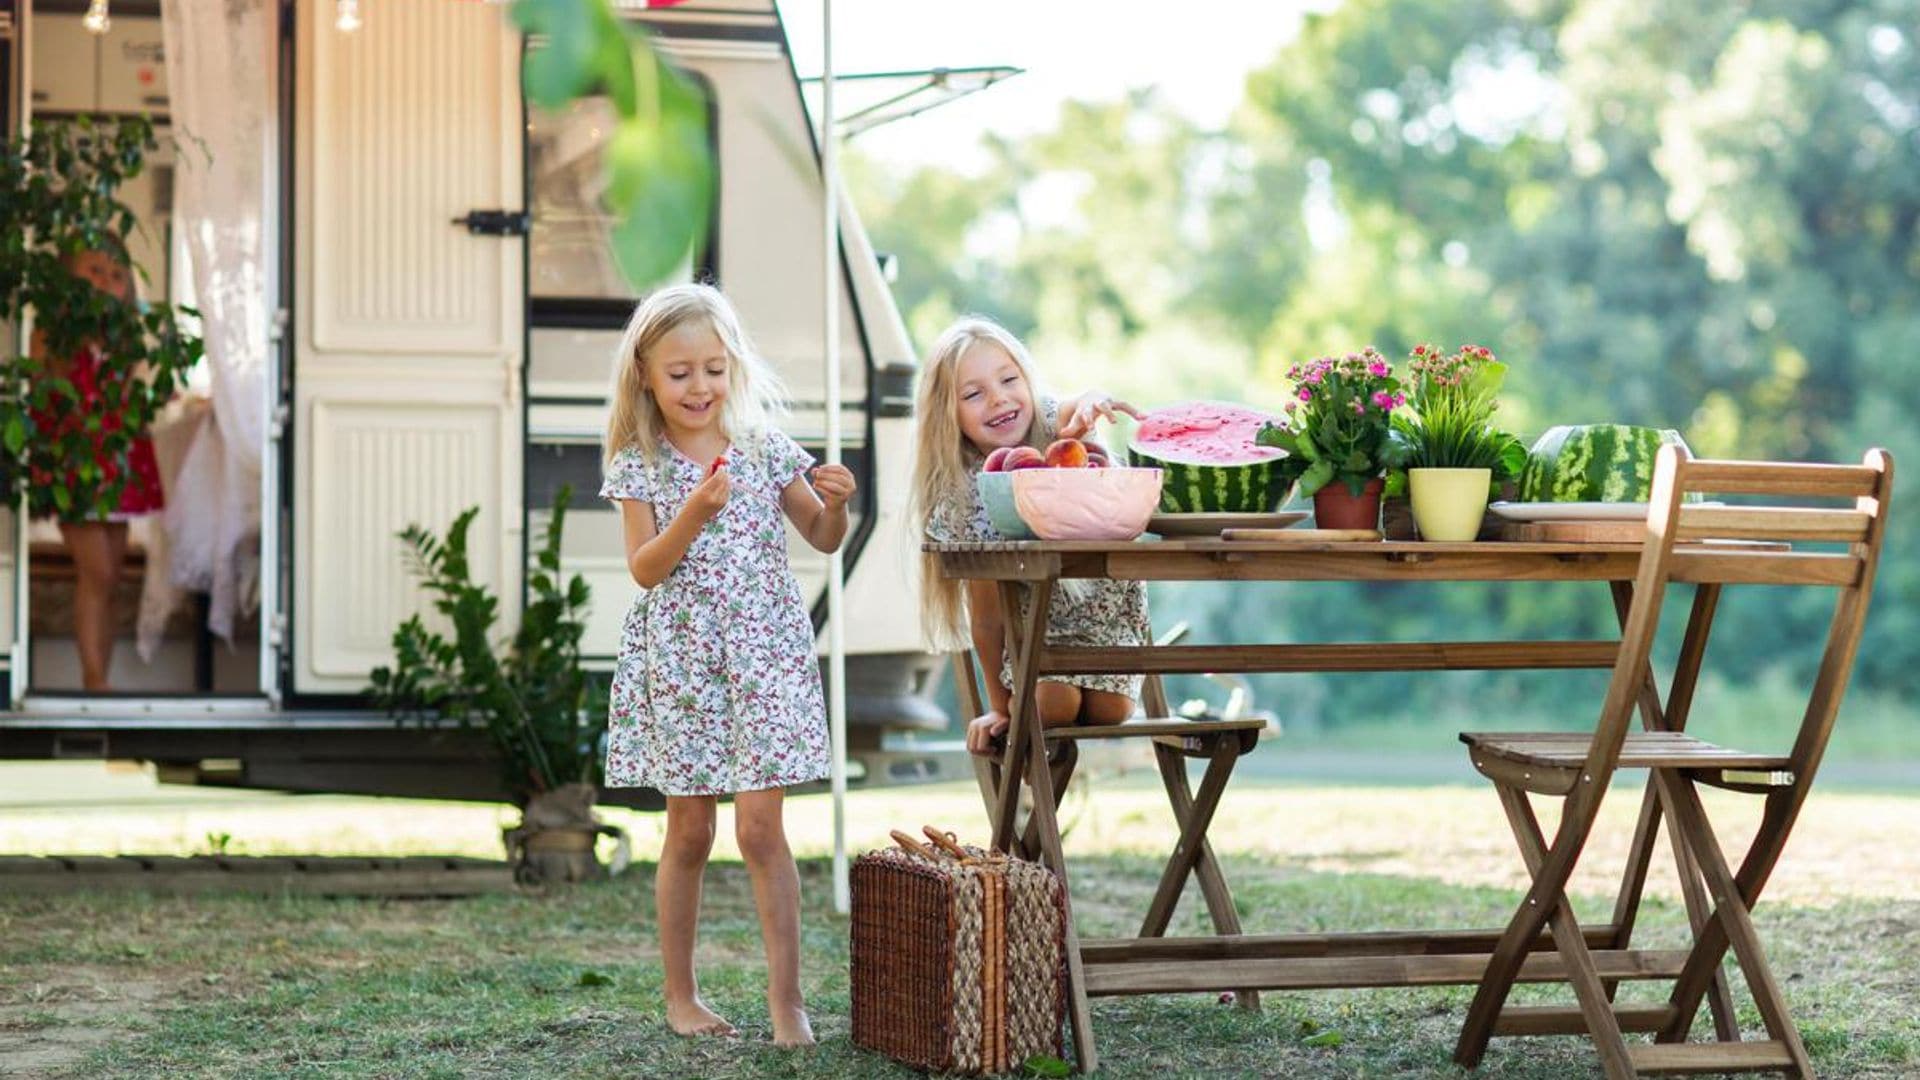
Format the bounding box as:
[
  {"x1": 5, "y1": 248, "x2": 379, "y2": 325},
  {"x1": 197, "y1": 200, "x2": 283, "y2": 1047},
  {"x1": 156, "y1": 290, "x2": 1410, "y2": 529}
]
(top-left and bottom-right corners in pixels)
[
  {"x1": 1128, "y1": 401, "x2": 1291, "y2": 513},
  {"x1": 1517, "y1": 424, "x2": 1692, "y2": 502}
]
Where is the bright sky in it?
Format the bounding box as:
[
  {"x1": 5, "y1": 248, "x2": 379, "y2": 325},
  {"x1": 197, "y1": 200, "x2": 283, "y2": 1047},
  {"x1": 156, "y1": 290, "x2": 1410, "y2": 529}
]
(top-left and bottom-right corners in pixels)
[{"x1": 777, "y1": 1, "x2": 1323, "y2": 172}]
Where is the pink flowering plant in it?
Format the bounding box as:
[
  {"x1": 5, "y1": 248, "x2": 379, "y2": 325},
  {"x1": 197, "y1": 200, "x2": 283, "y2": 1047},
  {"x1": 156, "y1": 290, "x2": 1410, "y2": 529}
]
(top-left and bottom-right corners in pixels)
[
  {"x1": 1255, "y1": 348, "x2": 1410, "y2": 496},
  {"x1": 1389, "y1": 343, "x2": 1525, "y2": 478}
]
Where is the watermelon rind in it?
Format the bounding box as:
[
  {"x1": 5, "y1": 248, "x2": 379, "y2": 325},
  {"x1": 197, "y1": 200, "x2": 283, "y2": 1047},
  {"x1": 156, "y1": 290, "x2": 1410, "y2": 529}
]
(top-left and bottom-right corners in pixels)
[
  {"x1": 1128, "y1": 401, "x2": 1294, "y2": 513},
  {"x1": 1518, "y1": 424, "x2": 1692, "y2": 503},
  {"x1": 1127, "y1": 445, "x2": 1291, "y2": 513}
]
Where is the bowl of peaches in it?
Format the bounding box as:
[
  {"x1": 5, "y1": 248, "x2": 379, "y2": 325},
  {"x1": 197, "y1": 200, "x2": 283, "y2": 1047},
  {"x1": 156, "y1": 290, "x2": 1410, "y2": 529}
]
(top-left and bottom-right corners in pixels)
[{"x1": 975, "y1": 438, "x2": 1163, "y2": 541}]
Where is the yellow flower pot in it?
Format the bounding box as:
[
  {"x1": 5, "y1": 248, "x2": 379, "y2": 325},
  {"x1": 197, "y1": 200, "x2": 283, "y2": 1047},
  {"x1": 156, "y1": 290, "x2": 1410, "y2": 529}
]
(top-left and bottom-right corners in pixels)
[{"x1": 1408, "y1": 467, "x2": 1492, "y2": 542}]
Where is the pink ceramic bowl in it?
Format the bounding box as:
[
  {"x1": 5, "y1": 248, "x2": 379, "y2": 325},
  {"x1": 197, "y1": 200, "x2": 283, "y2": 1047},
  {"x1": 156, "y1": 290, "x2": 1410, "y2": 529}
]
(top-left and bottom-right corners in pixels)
[{"x1": 1011, "y1": 466, "x2": 1164, "y2": 541}]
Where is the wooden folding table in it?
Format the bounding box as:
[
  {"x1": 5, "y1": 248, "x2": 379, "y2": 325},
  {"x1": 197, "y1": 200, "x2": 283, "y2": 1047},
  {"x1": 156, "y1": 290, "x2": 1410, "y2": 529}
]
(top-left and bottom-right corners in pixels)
[{"x1": 926, "y1": 535, "x2": 1769, "y2": 1073}]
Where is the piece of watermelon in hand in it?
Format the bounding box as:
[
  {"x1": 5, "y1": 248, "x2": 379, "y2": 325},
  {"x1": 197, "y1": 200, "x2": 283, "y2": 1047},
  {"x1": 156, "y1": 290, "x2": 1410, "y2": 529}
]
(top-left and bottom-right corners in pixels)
[{"x1": 707, "y1": 455, "x2": 728, "y2": 478}]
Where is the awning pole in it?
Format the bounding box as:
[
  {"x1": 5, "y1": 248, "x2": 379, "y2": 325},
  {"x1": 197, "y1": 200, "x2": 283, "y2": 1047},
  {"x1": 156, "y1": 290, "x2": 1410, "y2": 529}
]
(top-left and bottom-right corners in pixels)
[{"x1": 822, "y1": 0, "x2": 850, "y2": 916}]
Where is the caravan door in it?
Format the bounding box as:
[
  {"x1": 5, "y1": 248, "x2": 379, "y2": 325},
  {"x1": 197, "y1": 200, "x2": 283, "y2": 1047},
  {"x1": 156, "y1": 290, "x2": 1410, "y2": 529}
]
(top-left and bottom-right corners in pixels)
[{"x1": 290, "y1": 1, "x2": 525, "y2": 694}]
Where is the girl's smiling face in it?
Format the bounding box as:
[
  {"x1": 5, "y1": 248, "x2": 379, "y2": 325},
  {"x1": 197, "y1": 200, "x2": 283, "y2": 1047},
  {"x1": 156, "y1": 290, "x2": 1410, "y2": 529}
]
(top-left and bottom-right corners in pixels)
[
  {"x1": 644, "y1": 319, "x2": 731, "y2": 436},
  {"x1": 954, "y1": 341, "x2": 1034, "y2": 452}
]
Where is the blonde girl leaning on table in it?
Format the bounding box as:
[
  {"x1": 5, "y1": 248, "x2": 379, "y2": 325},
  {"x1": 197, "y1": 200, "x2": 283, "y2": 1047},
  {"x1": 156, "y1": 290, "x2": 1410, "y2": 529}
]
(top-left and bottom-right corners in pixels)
[
  {"x1": 909, "y1": 315, "x2": 1151, "y2": 755},
  {"x1": 600, "y1": 283, "x2": 856, "y2": 1047}
]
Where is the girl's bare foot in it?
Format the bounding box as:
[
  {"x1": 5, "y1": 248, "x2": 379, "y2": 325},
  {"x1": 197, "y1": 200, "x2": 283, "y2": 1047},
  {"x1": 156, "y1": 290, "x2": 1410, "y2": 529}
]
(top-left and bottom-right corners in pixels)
[
  {"x1": 770, "y1": 1003, "x2": 815, "y2": 1048},
  {"x1": 666, "y1": 997, "x2": 737, "y2": 1037}
]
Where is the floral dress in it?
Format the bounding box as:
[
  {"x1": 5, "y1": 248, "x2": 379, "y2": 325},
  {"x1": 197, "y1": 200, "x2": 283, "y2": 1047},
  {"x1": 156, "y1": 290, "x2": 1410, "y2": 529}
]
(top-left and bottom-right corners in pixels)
[
  {"x1": 599, "y1": 429, "x2": 830, "y2": 795},
  {"x1": 926, "y1": 398, "x2": 1149, "y2": 702}
]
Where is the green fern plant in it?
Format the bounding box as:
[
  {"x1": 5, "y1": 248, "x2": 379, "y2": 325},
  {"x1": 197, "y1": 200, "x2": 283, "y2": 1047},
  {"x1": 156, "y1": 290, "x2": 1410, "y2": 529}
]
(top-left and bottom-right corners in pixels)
[{"x1": 370, "y1": 486, "x2": 605, "y2": 805}]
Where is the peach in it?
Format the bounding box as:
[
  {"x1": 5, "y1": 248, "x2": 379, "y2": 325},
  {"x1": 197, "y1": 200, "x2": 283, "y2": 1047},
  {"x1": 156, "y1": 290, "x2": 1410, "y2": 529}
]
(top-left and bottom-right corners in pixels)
[
  {"x1": 1044, "y1": 438, "x2": 1089, "y2": 469},
  {"x1": 1004, "y1": 446, "x2": 1046, "y2": 470},
  {"x1": 983, "y1": 447, "x2": 1016, "y2": 473}
]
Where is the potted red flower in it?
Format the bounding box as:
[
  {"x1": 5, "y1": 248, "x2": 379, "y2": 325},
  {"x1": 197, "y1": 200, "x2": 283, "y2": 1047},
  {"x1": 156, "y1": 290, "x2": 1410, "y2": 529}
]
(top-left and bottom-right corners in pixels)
[{"x1": 1256, "y1": 348, "x2": 1409, "y2": 529}]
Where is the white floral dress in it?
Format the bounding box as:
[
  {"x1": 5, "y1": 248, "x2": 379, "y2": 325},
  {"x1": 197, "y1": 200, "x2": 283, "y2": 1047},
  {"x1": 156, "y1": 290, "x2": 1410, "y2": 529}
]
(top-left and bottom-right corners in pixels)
[
  {"x1": 599, "y1": 430, "x2": 830, "y2": 795},
  {"x1": 926, "y1": 399, "x2": 1149, "y2": 701}
]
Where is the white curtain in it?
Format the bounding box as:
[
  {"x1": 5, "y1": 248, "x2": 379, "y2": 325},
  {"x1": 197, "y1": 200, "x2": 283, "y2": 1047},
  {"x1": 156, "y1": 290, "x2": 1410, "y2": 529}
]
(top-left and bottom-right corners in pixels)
[{"x1": 147, "y1": 0, "x2": 270, "y2": 657}]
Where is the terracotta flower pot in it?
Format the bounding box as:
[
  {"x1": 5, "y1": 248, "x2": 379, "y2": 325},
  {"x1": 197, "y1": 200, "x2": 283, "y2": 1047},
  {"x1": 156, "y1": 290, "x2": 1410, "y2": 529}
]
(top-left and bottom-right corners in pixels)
[{"x1": 1312, "y1": 476, "x2": 1384, "y2": 530}]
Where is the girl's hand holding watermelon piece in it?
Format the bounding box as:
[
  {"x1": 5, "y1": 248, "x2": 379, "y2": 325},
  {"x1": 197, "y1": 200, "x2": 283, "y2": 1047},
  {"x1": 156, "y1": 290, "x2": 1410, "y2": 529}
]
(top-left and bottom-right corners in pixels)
[
  {"x1": 1058, "y1": 392, "x2": 1143, "y2": 441},
  {"x1": 687, "y1": 460, "x2": 731, "y2": 522}
]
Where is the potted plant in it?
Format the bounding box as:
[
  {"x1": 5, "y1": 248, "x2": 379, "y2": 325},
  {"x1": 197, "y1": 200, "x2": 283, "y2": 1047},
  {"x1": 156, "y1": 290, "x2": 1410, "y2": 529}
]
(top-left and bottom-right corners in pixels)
[
  {"x1": 1390, "y1": 344, "x2": 1525, "y2": 541},
  {"x1": 1, "y1": 117, "x2": 202, "y2": 520},
  {"x1": 370, "y1": 486, "x2": 625, "y2": 885},
  {"x1": 1256, "y1": 348, "x2": 1409, "y2": 529}
]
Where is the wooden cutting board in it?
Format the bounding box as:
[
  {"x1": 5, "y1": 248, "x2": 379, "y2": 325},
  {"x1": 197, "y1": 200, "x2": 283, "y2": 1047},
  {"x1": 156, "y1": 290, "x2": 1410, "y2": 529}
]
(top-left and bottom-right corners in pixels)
[
  {"x1": 1220, "y1": 528, "x2": 1383, "y2": 543},
  {"x1": 1495, "y1": 520, "x2": 1649, "y2": 543}
]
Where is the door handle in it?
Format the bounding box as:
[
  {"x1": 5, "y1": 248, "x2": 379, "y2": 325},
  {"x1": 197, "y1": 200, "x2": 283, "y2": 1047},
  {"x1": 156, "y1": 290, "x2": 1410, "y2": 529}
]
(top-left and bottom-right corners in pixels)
[{"x1": 452, "y1": 209, "x2": 530, "y2": 236}]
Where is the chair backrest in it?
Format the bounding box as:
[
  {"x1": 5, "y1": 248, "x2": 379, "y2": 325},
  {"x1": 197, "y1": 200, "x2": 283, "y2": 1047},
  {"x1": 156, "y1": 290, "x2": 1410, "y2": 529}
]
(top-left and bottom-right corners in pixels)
[{"x1": 1584, "y1": 445, "x2": 1894, "y2": 790}]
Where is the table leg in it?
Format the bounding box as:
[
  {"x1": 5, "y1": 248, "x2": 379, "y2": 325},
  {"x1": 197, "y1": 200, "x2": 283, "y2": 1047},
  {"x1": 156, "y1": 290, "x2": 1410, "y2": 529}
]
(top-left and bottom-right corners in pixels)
[{"x1": 1019, "y1": 659, "x2": 1097, "y2": 1072}]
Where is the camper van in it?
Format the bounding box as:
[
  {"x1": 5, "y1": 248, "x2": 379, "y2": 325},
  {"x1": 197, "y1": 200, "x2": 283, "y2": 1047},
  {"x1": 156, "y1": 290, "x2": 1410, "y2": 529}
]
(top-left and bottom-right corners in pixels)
[{"x1": 0, "y1": 0, "x2": 963, "y2": 806}]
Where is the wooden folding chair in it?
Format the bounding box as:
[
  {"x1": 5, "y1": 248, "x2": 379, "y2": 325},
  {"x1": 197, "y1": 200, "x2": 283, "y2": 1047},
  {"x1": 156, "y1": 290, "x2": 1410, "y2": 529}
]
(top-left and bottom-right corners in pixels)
[
  {"x1": 1454, "y1": 445, "x2": 1893, "y2": 1078},
  {"x1": 949, "y1": 608, "x2": 1270, "y2": 1031}
]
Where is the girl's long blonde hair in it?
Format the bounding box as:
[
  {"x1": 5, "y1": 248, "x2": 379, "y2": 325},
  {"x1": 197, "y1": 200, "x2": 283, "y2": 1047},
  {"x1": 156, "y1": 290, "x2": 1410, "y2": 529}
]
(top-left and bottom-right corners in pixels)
[
  {"x1": 604, "y1": 283, "x2": 787, "y2": 467},
  {"x1": 910, "y1": 316, "x2": 1055, "y2": 650}
]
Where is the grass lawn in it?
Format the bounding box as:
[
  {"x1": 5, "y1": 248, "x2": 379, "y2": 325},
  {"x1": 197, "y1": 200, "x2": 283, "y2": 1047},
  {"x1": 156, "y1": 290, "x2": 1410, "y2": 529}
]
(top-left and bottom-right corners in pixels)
[{"x1": 2, "y1": 775, "x2": 1917, "y2": 1077}]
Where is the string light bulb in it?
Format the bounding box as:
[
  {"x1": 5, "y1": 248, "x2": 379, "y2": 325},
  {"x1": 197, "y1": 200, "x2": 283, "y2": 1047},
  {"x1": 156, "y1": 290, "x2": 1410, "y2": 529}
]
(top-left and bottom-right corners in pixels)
[
  {"x1": 335, "y1": 0, "x2": 362, "y2": 33},
  {"x1": 82, "y1": 0, "x2": 110, "y2": 34}
]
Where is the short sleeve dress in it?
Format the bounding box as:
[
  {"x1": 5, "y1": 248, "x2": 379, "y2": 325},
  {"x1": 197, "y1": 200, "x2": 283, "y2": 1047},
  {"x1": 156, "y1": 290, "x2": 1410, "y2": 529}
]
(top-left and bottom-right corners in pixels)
[
  {"x1": 925, "y1": 397, "x2": 1149, "y2": 701},
  {"x1": 599, "y1": 429, "x2": 830, "y2": 795}
]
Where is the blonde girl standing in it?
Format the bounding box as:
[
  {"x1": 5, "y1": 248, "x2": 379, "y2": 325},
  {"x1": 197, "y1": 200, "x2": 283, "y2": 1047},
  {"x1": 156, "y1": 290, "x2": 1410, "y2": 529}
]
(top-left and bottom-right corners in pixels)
[
  {"x1": 601, "y1": 283, "x2": 855, "y2": 1047},
  {"x1": 910, "y1": 316, "x2": 1150, "y2": 754}
]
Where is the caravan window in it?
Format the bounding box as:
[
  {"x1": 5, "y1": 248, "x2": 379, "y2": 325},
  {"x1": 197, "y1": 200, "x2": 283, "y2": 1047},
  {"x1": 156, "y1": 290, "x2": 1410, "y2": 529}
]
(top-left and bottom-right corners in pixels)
[{"x1": 527, "y1": 77, "x2": 718, "y2": 322}]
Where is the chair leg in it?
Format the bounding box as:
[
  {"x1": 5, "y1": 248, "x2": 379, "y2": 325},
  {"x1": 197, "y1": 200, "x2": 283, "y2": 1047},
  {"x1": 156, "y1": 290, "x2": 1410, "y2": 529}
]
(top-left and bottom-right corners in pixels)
[
  {"x1": 1604, "y1": 582, "x2": 1740, "y2": 1040},
  {"x1": 1018, "y1": 742, "x2": 1078, "y2": 862},
  {"x1": 1491, "y1": 784, "x2": 1638, "y2": 1080},
  {"x1": 1657, "y1": 772, "x2": 1814, "y2": 1077}
]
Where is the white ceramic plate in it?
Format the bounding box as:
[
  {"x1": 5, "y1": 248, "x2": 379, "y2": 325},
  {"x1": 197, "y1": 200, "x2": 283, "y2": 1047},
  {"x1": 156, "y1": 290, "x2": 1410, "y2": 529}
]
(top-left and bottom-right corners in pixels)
[
  {"x1": 1487, "y1": 501, "x2": 1649, "y2": 522},
  {"x1": 1487, "y1": 501, "x2": 1722, "y2": 522},
  {"x1": 1149, "y1": 511, "x2": 1310, "y2": 536}
]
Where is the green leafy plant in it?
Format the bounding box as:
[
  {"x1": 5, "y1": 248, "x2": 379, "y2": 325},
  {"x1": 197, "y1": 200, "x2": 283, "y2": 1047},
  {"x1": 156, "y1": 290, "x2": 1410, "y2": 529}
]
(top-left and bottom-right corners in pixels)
[
  {"x1": 1390, "y1": 344, "x2": 1526, "y2": 480},
  {"x1": 1256, "y1": 348, "x2": 1410, "y2": 496},
  {"x1": 369, "y1": 486, "x2": 605, "y2": 806},
  {"x1": 510, "y1": 0, "x2": 714, "y2": 286},
  {"x1": 0, "y1": 116, "x2": 203, "y2": 520}
]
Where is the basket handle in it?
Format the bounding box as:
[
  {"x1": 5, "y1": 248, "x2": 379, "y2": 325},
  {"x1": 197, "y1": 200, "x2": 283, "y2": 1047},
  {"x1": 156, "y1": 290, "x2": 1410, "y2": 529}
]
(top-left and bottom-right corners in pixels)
[
  {"x1": 890, "y1": 829, "x2": 938, "y2": 860},
  {"x1": 922, "y1": 826, "x2": 971, "y2": 860}
]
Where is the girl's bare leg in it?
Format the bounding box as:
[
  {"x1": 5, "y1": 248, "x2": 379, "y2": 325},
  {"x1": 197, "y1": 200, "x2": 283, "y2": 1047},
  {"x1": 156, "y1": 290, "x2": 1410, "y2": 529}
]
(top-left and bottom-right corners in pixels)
[
  {"x1": 1033, "y1": 680, "x2": 1084, "y2": 728},
  {"x1": 658, "y1": 795, "x2": 734, "y2": 1036},
  {"x1": 1079, "y1": 688, "x2": 1136, "y2": 725},
  {"x1": 59, "y1": 521, "x2": 128, "y2": 692},
  {"x1": 732, "y1": 786, "x2": 813, "y2": 1047}
]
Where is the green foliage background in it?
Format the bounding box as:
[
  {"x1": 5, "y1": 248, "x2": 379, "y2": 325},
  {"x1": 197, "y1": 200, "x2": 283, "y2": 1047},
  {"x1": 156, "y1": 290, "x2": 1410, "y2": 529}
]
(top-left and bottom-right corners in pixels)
[{"x1": 848, "y1": 0, "x2": 1919, "y2": 732}]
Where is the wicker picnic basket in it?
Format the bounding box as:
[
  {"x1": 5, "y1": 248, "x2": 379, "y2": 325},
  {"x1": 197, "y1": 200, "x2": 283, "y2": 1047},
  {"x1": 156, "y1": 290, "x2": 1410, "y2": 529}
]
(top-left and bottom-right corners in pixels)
[{"x1": 850, "y1": 826, "x2": 1068, "y2": 1075}]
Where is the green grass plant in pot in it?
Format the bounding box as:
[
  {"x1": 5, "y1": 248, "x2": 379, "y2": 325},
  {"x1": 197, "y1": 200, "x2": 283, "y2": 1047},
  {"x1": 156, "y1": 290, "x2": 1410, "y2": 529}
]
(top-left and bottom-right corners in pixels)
[
  {"x1": 1255, "y1": 348, "x2": 1410, "y2": 530},
  {"x1": 1391, "y1": 344, "x2": 1525, "y2": 541}
]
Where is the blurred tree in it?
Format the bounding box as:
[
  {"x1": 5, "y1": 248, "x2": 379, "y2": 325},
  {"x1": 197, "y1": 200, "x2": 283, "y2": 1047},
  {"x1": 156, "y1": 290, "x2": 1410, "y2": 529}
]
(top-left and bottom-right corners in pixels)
[{"x1": 854, "y1": 0, "x2": 1919, "y2": 719}]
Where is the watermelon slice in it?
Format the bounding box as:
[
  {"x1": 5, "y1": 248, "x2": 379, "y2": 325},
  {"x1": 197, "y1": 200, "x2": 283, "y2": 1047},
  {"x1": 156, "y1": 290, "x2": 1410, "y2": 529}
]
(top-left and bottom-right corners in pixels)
[
  {"x1": 1518, "y1": 424, "x2": 1691, "y2": 502},
  {"x1": 1128, "y1": 401, "x2": 1291, "y2": 513}
]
